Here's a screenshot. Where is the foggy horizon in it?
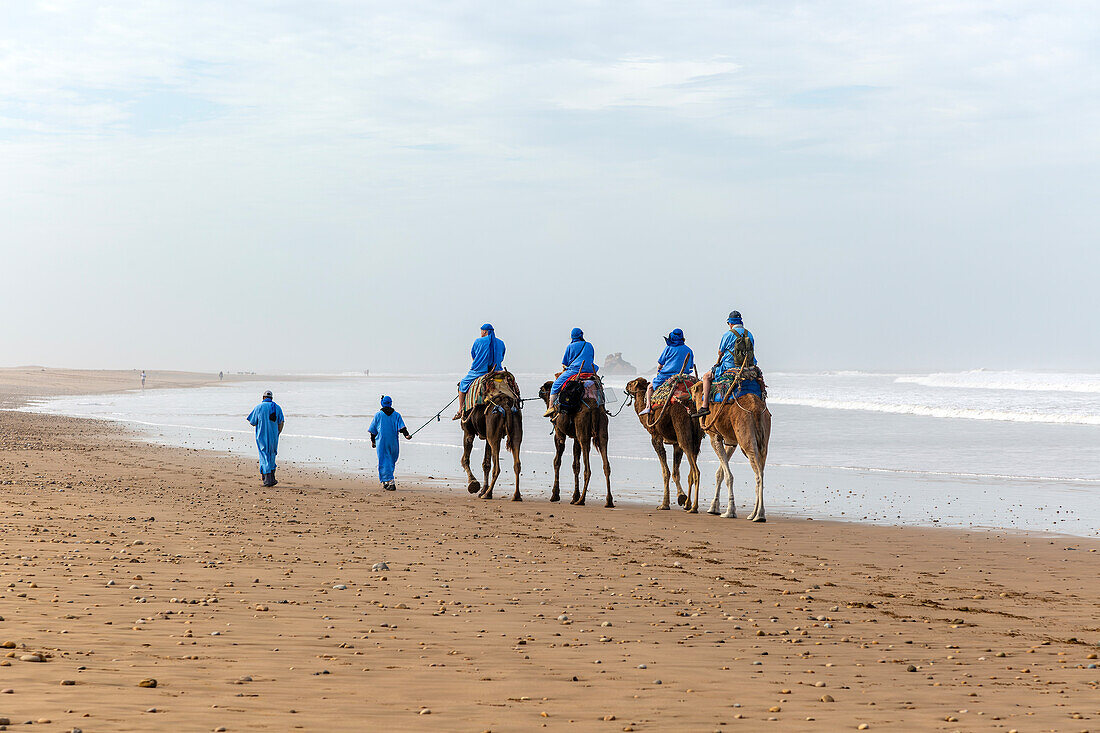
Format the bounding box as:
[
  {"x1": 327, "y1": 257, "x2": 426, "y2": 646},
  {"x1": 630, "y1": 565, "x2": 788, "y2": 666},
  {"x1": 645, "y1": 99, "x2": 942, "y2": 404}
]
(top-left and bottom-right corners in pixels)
[{"x1": 2, "y1": 2, "x2": 1096, "y2": 375}]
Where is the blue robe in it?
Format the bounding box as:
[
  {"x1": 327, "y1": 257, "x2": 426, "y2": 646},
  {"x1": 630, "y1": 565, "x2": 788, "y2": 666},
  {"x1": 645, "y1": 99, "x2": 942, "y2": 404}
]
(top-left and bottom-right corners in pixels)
[
  {"x1": 713, "y1": 326, "x2": 756, "y2": 376},
  {"x1": 551, "y1": 338, "x2": 597, "y2": 396},
  {"x1": 368, "y1": 409, "x2": 405, "y2": 483},
  {"x1": 459, "y1": 331, "x2": 506, "y2": 392},
  {"x1": 652, "y1": 343, "x2": 694, "y2": 389},
  {"x1": 246, "y1": 400, "x2": 284, "y2": 473}
]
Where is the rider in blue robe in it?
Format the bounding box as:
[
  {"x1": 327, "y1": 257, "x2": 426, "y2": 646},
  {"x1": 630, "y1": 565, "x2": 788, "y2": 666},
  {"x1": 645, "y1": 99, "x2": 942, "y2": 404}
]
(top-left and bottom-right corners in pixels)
[
  {"x1": 247, "y1": 390, "x2": 284, "y2": 486},
  {"x1": 693, "y1": 310, "x2": 758, "y2": 417},
  {"x1": 639, "y1": 329, "x2": 694, "y2": 415},
  {"x1": 369, "y1": 395, "x2": 411, "y2": 490},
  {"x1": 455, "y1": 323, "x2": 506, "y2": 419},
  {"x1": 545, "y1": 327, "x2": 598, "y2": 417}
]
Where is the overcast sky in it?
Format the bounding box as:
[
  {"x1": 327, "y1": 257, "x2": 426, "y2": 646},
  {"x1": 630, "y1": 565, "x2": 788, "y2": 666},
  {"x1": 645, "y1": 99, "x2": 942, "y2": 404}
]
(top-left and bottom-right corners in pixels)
[{"x1": 1, "y1": 1, "x2": 1096, "y2": 374}]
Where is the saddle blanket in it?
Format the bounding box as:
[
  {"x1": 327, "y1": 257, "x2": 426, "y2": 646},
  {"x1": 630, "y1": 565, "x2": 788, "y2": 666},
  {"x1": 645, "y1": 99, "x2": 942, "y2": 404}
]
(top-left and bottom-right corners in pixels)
[
  {"x1": 464, "y1": 371, "x2": 520, "y2": 413},
  {"x1": 652, "y1": 374, "x2": 698, "y2": 408},
  {"x1": 563, "y1": 372, "x2": 605, "y2": 406},
  {"x1": 709, "y1": 366, "x2": 767, "y2": 403}
]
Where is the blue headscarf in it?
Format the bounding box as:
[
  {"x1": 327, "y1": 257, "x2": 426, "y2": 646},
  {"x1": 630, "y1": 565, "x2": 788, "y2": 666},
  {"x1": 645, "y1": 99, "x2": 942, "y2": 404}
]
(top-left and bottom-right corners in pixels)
[
  {"x1": 728, "y1": 310, "x2": 743, "y2": 325},
  {"x1": 380, "y1": 395, "x2": 392, "y2": 408},
  {"x1": 570, "y1": 327, "x2": 584, "y2": 341},
  {"x1": 665, "y1": 328, "x2": 685, "y2": 346},
  {"x1": 481, "y1": 323, "x2": 494, "y2": 332}
]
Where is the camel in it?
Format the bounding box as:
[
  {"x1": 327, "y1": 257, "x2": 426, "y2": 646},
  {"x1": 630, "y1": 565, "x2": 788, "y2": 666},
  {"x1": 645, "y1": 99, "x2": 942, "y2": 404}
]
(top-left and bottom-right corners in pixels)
[
  {"x1": 689, "y1": 380, "x2": 771, "y2": 521},
  {"x1": 624, "y1": 377, "x2": 704, "y2": 512},
  {"x1": 460, "y1": 372, "x2": 524, "y2": 501},
  {"x1": 538, "y1": 379, "x2": 613, "y2": 507}
]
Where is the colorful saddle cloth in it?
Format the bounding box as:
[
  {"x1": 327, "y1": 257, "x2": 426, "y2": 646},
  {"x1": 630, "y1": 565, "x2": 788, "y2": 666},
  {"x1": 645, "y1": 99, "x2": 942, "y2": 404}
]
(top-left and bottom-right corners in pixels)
[
  {"x1": 562, "y1": 372, "x2": 605, "y2": 406},
  {"x1": 652, "y1": 374, "x2": 699, "y2": 409},
  {"x1": 464, "y1": 371, "x2": 521, "y2": 413},
  {"x1": 709, "y1": 365, "x2": 768, "y2": 403}
]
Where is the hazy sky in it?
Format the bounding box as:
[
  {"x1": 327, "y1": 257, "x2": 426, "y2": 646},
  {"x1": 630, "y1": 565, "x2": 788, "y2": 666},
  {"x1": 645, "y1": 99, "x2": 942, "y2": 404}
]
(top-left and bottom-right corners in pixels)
[{"x1": 1, "y1": 1, "x2": 1096, "y2": 374}]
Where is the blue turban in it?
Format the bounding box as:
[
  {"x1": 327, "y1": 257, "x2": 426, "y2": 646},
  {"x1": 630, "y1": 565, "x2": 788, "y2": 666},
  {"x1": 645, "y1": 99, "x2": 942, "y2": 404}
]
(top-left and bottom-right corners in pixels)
[
  {"x1": 570, "y1": 327, "x2": 584, "y2": 341},
  {"x1": 380, "y1": 395, "x2": 392, "y2": 408},
  {"x1": 665, "y1": 328, "x2": 685, "y2": 346},
  {"x1": 728, "y1": 310, "x2": 743, "y2": 325}
]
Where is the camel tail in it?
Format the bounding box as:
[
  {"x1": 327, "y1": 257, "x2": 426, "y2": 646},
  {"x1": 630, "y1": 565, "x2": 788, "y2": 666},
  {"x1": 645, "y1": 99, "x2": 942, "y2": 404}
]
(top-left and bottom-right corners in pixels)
[
  {"x1": 754, "y1": 405, "x2": 768, "y2": 467},
  {"x1": 506, "y1": 405, "x2": 523, "y2": 453}
]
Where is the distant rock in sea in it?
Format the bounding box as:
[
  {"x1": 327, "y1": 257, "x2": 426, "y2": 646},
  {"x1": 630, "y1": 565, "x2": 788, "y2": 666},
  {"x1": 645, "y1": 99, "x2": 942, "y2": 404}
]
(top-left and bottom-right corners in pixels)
[{"x1": 602, "y1": 352, "x2": 637, "y2": 375}]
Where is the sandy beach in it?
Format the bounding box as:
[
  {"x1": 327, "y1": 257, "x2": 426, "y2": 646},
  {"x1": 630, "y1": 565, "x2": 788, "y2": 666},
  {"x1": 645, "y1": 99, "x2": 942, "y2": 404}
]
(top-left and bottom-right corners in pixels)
[{"x1": 1, "y1": 371, "x2": 1097, "y2": 732}]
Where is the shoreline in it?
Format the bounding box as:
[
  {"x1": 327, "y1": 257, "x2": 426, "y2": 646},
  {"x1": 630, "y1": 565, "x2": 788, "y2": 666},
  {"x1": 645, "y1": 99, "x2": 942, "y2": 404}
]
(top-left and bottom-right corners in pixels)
[
  {"x1": 0, "y1": 371, "x2": 1098, "y2": 730},
  {"x1": 10, "y1": 367, "x2": 1100, "y2": 540}
]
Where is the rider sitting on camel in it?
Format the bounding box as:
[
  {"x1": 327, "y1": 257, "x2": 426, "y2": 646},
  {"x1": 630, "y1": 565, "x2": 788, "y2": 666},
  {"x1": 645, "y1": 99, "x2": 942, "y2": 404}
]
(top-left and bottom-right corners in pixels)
[
  {"x1": 544, "y1": 327, "x2": 598, "y2": 418},
  {"x1": 639, "y1": 328, "x2": 694, "y2": 416},
  {"x1": 454, "y1": 323, "x2": 506, "y2": 420},
  {"x1": 692, "y1": 310, "x2": 755, "y2": 418}
]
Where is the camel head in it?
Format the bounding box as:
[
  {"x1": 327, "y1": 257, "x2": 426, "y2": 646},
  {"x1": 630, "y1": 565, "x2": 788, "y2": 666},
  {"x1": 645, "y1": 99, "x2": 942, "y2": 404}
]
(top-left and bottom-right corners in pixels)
[
  {"x1": 538, "y1": 380, "x2": 553, "y2": 407},
  {"x1": 624, "y1": 377, "x2": 649, "y2": 399},
  {"x1": 689, "y1": 380, "x2": 706, "y2": 408}
]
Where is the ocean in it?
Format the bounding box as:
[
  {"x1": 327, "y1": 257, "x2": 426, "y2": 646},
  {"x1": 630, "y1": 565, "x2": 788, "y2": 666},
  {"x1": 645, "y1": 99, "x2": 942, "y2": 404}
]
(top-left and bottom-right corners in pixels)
[{"x1": 22, "y1": 370, "x2": 1100, "y2": 538}]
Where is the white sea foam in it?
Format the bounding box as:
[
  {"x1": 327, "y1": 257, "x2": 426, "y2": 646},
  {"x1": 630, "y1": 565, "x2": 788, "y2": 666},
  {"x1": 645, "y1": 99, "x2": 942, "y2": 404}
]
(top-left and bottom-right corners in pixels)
[
  {"x1": 769, "y1": 396, "x2": 1100, "y2": 426},
  {"x1": 896, "y1": 370, "x2": 1100, "y2": 394}
]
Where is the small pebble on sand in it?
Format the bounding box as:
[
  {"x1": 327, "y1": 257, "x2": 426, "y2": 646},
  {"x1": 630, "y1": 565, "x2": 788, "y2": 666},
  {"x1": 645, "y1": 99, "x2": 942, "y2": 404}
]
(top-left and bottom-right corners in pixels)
[{"x1": 138, "y1": 678, "x2": 158, "y2": 688}]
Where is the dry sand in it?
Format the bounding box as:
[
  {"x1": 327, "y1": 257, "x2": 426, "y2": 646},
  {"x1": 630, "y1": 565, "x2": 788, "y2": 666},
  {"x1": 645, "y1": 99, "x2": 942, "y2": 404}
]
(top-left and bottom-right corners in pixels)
[{"x1": 0, "y1": 370, "x2": 1097, "y2": 732}]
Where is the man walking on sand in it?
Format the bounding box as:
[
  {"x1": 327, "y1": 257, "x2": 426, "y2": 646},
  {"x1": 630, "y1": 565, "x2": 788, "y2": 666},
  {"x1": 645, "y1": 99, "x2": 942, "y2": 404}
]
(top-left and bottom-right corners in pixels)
[
  {"x1": 247, "y1": 390, "x2": 284, "y2": 487},
  {"x1": 369, "y1": 395, "x2": 411, "y2": 491}
]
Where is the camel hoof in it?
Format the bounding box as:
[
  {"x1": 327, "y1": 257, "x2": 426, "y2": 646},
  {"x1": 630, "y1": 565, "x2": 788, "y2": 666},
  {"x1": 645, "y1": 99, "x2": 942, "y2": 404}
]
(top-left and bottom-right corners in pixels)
[
  {"x1": 467, "y1": 481, "x2": 480, "y2": 494},
  {"x1": 707, "y1": 508, "x2": 720, "y2": 516},
  {"x1": 688, "y1": 507, "x2": 699, "y2": 514},
  {"x1": 751, "y1": 515, "x2": 766, "y2": 523},
  {"x1": 656, "y1": 504, "x2": 670, "y2": 511},
  {"x1": 550, "y1": 494, "x2": 560, "y2": 502},
  {"x1": 721, "y1": 511, "x2": 736, "y2": 519},
  {"x1": 676, "y1": 494, "x2": 687, "y2": 507},
  {"x1": 605, "y1": 500, "x2": 614, "y2": 508},
  {"x1": 479, "y1": 491, "x2": 493, "y2": 500},
  {"x1": 512, "y1": 495, "x2": 522, "y2": 502},
  {"x1": 575, "y1": 499, "x2": 585, "y2": 506}
]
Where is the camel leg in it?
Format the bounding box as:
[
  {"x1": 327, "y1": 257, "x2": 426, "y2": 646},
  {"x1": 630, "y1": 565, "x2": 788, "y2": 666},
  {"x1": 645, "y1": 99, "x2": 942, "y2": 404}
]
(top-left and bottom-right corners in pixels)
[
  {"x1": 577, "y1": 434, "x2": 592, "y2": 506},
  {"x1": 477, "y1": 441, "x2": 493, "y2": 499},
  {"x1": 721, "y1": 442, "x2": 737, "y2": 518},
  {"x1": 461, "y1": 429, "x2": 480, "y2": 494},
  {"x1": 598, "y1": 428, "x2": 613, "y2": 508},
  {"x1": 743, "y1": 447, "x2": 765, "y2": 522},
  {"x1": 570, "y1": 440, "x2": 582, "y2": 504},
  {"x1": 651, "y1": 435, "x2": 672, "y2": 510},
  {"x1": 671, "y1": 445, "x2": 688, "y2": 508},
  {"x1": 550, "y1": 433, "x2": 565, "y2": 503},
  {"x1": 707, "y1": 434, "x2": 728, "y2": 515},
  {"x1": 485, "y1": 438, "x2": 504, "y2": 501},
  {"x1": 510, "y1": 440, "x2": 522, "y2": 502}
]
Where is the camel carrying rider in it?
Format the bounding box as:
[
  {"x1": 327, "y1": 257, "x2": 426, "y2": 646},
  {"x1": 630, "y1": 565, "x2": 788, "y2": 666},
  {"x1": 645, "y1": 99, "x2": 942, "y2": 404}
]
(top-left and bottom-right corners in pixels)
[
  {"x1": 454, "y1": 323, "x2": 507, "y2": 420},
  {"x1": 692, "y1": 310, "x2": 756, "y2": 418},
  {"x1": 544, "y1": 327, "x2": 598, "y2": 418},
  {"x1": 639, "y1": 328, "x2": 695, "y2": 415}
]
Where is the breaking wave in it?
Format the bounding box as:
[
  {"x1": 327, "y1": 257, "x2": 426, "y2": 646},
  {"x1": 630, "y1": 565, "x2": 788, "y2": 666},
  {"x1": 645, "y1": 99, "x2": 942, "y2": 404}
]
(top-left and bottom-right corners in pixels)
[
  {"x1": 896, "y1": 370, "x2": 1100, "y2": 394},
  {"x1": 770, "y1": 396, "x2": 1100, "y2": 426}
]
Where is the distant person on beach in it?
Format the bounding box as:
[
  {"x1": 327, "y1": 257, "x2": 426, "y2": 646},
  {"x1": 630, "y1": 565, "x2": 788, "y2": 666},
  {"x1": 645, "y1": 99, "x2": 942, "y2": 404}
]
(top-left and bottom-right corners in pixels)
[
  {"x1": 454, "y1": 323, "x2": 506, "y2": 420},
  {"x1": 247, "y1": 390, "x2": 285, "y2": 487},
  {"x1": 544, "y1": 327, "x2": 598, "y2": 417},
  {"x1": 369, "y1": 395, "x2": 411, "y2": 491},
  {"x1": 692, "y1": 310, "x2": 756, "y2": 418},
  {"x1": 219, "y1": 371, "x2": 223, "y2": 381},
  {"x1": 639, "y1": 328, "x2": 695, "y2": 415},
  {"x1": 140, "y1": 370, "x2": 146, "y2": 389}
]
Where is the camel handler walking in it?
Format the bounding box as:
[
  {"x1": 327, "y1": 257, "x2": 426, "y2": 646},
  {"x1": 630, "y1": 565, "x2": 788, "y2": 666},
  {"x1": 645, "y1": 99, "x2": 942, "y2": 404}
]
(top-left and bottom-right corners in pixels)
[
  {"x1": 247, "y1": 390, "x2": 285, "y2": 487},
  {"x1": 544, "y1": 327, "x2": 598, "y2": 417},
  {"x1": 639, "y1": 328, "x2": 695, "y2": 415},
  {"x1": 454, "y1": 323, "x2": 507, "y2": 420},
  {"x1": 692, "y1": 310, "x2": 756, "y2": 418},
  {"x1": 369, "y1": 395, "x2": 412, "y2": 491}
]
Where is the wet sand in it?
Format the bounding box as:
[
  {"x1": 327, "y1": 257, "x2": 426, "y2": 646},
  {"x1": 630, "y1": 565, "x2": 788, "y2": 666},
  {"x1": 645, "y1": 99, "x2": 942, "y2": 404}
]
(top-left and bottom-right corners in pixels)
[{"x1": 0, "y1": 372, "x2": 1097, "y2": 731}]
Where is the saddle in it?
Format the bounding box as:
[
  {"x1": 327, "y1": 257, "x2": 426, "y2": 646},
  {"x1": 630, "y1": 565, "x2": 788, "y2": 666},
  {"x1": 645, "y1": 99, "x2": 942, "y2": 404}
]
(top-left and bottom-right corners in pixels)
[
  {"x1": 651, "y1": 374, "x2": 698, "y2": 409},
  {"x1": 464, "y1": 371, "x2": 521, "y2": 414},
  {"x1": 559, "y1": 373, "x2": 605, "y2": 414},
  {"x1": 709, "y1": 365, "x2": 768, "y2": 403}
]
